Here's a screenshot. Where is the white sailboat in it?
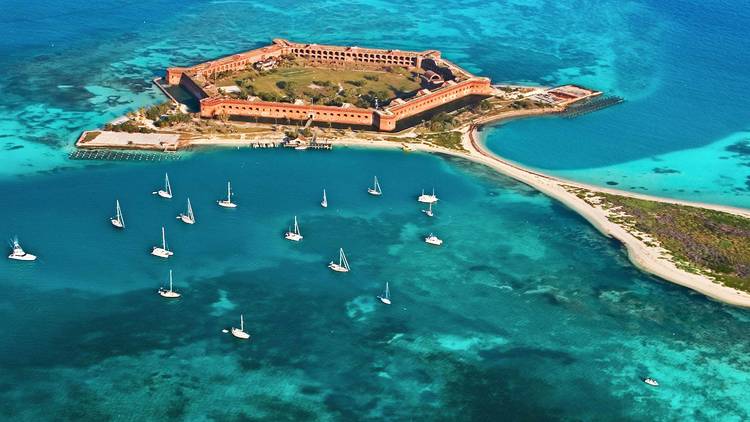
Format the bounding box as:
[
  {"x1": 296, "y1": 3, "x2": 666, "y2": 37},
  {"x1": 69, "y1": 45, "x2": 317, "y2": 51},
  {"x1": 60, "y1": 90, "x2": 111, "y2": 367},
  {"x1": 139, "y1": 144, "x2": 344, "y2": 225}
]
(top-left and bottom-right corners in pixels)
[
  {"x1": 424, "y1": 233, "x2": 443, "y2": 246},
  {"x1": 377, "y1": 282, "x2": 391, "y2": 305},
  {"x1": 231, "y1": 314, "x2": 250, "y2": 340},
  {"x1": 151, "y1": 226, "x2": 174, "y2": 258},
  {"x1": 328, "y1": 248, "x2": 350, "y2": 272},
  {"x1": 158, "y1": 269, "x2": 181, "y2": 298},
  {"x1": 422, "y1": 201, "x2": 434, "y2": 217},
  {"x1": 418, "y1": 188, "x2": 438, "y2": 203},
  {"x1": 284, "y1": 216, "x2": 303, "y2": 241},
  {"x1": 321, "y1": 189, "x2": 328, "y2": 208},
  {"x1": 367, "y1": 176, "x2": 382, "y2": 196},
  {"x1": 7, "y1": 238, "x2": 36, "y2": 261},
  {"x1": 177, "y1": 198, "x2": 196, "y2": 224},
  {"x1": 111, "y1": 199, "x2": 125, "y2": 228},
  {"x1": 153, "y1": 173, "x2": 173, "y2": 199},
  {"x1": 217, "y1": 181, "x2": 237, "y2": 208}
]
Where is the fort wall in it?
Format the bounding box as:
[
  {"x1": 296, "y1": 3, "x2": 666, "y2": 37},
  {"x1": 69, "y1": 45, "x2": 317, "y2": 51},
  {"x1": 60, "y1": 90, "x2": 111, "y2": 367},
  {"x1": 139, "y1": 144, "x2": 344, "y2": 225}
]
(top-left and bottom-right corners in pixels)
[{"x1": 166, "y1": 39, "x2": 493, "y2": 132}]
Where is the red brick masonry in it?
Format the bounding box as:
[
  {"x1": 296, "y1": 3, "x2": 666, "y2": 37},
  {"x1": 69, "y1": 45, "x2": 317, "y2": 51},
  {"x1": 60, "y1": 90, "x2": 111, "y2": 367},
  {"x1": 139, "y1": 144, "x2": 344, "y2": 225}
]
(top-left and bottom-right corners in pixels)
[{"x1": 166, "y1": 39, "x2": 493, "y2": 131}]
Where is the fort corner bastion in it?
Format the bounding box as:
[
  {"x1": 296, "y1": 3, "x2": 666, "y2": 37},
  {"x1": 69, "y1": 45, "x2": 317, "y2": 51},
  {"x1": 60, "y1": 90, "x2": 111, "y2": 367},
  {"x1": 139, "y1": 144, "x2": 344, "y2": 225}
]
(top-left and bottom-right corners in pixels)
[{"x1": 164, "y1": 39, "x2": 494, "y2": 132}]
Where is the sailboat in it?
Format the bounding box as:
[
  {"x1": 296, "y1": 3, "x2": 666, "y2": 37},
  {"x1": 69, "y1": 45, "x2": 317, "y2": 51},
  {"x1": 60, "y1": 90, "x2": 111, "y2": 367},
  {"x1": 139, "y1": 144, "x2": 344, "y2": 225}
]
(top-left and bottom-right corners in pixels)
[
  {"x1": 367, "y1": 176, "x2": 382, "y2": 196},
  {"x1": 158, "y1": 269, "x2": 181, "y2": 298},
  {"x1": 424, "y1": 233, "x2": 443, "y2": 246},
  {"x1": 284, "y1": 216, "x2": 303, "y2": 241},
  {"x1": 153, "y1": 173, "x2": 173, "y2": 199},
  {"x1": 7, "y1": 237, "x2": 36, "y2": 261},
  {"x1": 417, "y1": 188, "x2": 438, "y2": 203},
  {"x1": 111, "y1": 199, "x2": 125, "y2": 228},
  {"x1": 321, "y1": 189, "x2": 328, "y2": 208},
  {"x1": 231, "y1": 314, "x2": 250, "y2": 340},
  {"x1": 377, "y1": 282, "x2": 391, "y2": 305},
  {"x1": 177, "y1": 198, "x2": 196, "y2": 224},
  {"x1": 422, "y1": 201, "x2": 434, "y2": 217},
  {"x1": 217, "y1": 181, "x2": 237, "y2": 208},
  {"x1": 328, "y1": 248, "x2": 350, "y2": 272},
  {"x1": 151, "y1": 226, "x2": 174, "y2": 258}
]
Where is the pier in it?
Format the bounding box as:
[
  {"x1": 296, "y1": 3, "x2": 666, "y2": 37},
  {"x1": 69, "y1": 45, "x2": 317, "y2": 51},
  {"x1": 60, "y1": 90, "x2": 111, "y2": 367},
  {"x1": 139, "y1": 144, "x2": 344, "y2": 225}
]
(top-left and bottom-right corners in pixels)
[
  {"x1": 561, "y1": 96, "x2": 624, "y2": 118},
  {"x1": 68, "y1": 150, "x2": 182, "y2": 162}
]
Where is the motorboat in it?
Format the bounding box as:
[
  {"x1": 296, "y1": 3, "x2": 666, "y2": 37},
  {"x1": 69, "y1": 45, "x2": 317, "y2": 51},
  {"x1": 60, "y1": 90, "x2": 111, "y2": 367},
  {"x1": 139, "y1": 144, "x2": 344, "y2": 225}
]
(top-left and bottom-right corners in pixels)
[{"x1": 424, "y1": 233, "x2": 443, "y2": 246}]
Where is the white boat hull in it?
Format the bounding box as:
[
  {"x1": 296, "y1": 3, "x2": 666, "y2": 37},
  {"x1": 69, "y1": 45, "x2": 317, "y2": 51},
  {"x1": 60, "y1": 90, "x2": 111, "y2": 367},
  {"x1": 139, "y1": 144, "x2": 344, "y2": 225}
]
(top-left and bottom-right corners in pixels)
[
  {"x1": 378, "y1": 296, "x2": 391, "y2": 305},
  {"x1": 8, "y1": 253, "x2": 36, "y2": 261},
  {"x1": 111, "y1": 218, "x2": 124, "y2": 228},
  {"x1": 151, "y1": 247, "x2": 173, "y2": 258},
  {"x1": 418, "y1": 196, "x2": 438, "y2": 204},
  {"x1": 156, "y1": 190, "x2": 172, "y2": 199},
  {"x1": 328, "y1": 263, "x2": 350, "y2": 273},
  {"x1": 425, "y1": 236, "x2": 443, "y2": 246},
  {"x1": 159, "y1": 289, "x2": 181, "y2": 298},
  {"x1": 178, "y1": 214, "x2": 195, "y2": 224},
  {"x1": 321, "y1": 201, "x2": 328, "y2": 208},
  {"x1": 218, "y1": 200, "x2": 237, "y2": 208},
  {"x1": 422, "y1": 210, "x2": 433, "y2": 217},
  {"x1": 231, "y1": 328, "x2": 250, "y2": 339},
  {"x1": 285, "y1": 232, "x2": 303, "y2": 242},
  {"x1": 367, "y1": 189, "x2": 382, "y2": 196}
]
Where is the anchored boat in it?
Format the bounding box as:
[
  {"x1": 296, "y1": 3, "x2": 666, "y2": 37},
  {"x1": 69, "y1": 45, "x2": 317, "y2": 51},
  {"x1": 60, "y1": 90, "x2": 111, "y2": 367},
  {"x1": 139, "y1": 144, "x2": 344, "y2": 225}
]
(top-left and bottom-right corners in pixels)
[
  {"x1": 368, "y1": 176, "x2": 382, "y2": 196},
  {"x1": 158, "y1": 270, "x2": 181, "y2": 298},
  {"x1": 217, "y1": 181, "x2": 237, "y2": 208},
  {"x1": 321, "y1": 189, "x2": 328, "y2": 208},
  {"x1": 418, "y1": 188, "x2": 438, "y2": 204},
  {"x1": 151, "y1": 227, "x2": 174, "y2": 258},
  {"x1": 377, "y1": 282, "x2": 391, "y2": 305},
  {"x1": 328, "y1": 248, "x2": 350, "y2": 272},
  {"x1": 7, "y1": 238, "x2": 36, "y2": 261},
  {"x1": 422, "y1": 202, "x2": 434, "y2": 217},
  {"x1": 231, "y1": 314, "x2": 250, "y2": 340},
  {"x1": 177, "y1": 198, "x2": 196, "y2": 224},
  {"x1": 153, "y1": 173, "x2": 173, "y2": 199},
  {"x1": 111, "y1": 199, "x2": 125, "y2": 228},
  {"x1": 284, "y1": 216, "x2": 303, "y2": 241},
  {"x1": 424, "y1": 233, "x2": 443, "y2": 246}
]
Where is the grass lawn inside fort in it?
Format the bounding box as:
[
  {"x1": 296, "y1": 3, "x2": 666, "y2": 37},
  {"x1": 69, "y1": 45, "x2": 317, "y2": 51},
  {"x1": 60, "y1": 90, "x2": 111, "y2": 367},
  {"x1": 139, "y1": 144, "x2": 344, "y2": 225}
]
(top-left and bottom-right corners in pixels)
[{"x1": 215, "y1": 64, "x2": 423, "y2": 107}]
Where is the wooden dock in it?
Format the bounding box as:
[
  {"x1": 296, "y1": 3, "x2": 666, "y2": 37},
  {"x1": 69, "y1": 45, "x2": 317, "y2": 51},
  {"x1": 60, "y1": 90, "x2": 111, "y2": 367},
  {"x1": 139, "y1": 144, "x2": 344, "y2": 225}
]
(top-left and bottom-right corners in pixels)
[
  {"x1": 562, "y1": 96, "x2": 624, "y2": 119},
  {"x1": 68, "y1": 150, "x2": 182, "y2": 162}
]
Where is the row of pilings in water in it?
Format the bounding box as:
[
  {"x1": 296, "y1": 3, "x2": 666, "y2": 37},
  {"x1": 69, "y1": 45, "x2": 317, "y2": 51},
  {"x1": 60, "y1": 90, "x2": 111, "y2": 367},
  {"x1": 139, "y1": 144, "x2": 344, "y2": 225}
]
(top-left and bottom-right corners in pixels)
[
  {"x1": 561, "y1": 96, "x2": 624, "y2": 119},
  {"x1": 68, "y1": 150, "x2": 183, "y2": 162}
]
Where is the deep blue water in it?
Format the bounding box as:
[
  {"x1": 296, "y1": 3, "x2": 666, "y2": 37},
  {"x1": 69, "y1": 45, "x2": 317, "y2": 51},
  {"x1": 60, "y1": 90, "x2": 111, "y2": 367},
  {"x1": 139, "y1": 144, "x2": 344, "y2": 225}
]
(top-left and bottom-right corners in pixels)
[{"x1": 1, "y1": 1, "x2": 750, "y2": 420}]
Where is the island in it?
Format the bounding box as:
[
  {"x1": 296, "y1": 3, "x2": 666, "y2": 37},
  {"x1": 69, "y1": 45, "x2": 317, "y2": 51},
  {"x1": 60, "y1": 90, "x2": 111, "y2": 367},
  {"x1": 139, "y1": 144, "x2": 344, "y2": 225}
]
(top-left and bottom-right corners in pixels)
[{"x1": 75, "y1": 39, "x2": 750, "y2": 307}]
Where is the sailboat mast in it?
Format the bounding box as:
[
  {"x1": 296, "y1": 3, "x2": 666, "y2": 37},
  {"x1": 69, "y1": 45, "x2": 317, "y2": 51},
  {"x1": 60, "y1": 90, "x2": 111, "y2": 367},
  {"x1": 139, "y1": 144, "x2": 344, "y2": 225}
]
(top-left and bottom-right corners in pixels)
[
  {"x1": 187, "y1": 198, "x2": 193, "y2": 219},
  {"x1": 169, "y1": 270, "x2": 173, "y2": 292},
  {"x1": 386, "y1": 282, "x2": 390, "y2": 298},
  {"x1": 162, "y1": 227, "x2": 166, "y2": 249},
  {"x1": 227, "y1": 181, "x2": 231, "y2": 201},
  {"x1": 240, "y1": 314, "x2": 244, "y2": 331}
]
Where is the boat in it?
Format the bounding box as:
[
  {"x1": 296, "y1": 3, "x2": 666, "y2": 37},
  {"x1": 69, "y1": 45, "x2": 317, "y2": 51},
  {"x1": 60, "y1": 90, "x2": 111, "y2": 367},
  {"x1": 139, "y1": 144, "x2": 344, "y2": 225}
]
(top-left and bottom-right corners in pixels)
[
  {"x1": 367, "y1": 176, "x2": 382, "y2": 196},
  {"x1": 321, "y1": 189, "x2": 328, "y2": 208},
  {"x1": 424, "y1": 233, "x2": 443, "y2": 246},
  {"x1": 158, "y1": 270, "x2": 181, "y2": 298},
  {"x1": 231, "y1": 314, "x2": 251, "y2": 340},
  {"x1": 111, "y1": 199, "x2": 125, "y2": 228},
  {"x1": 294, "y1": 145, "x2": 308, "y2": 150},
  {"x1": 328, "y1": 248, "x2": 350, "y2": 272},
  {"x1": 217, "y1": 181, "x2": 237, "y2": 208},
  {"x1": 284, "y1": 216, "x2": 303, "y2": 241},
  {"x1": 151, "y1": 226, "x2": 174, "y2": 258},
  {"x1": 153, "y1": 173, "x2": 173, "y2": 199},
  {"x1": 177, "y1": 197, "x2": 196, "y2": 224},
  {"x1": 422, "y1": 202, "x2": 434, "y2": 217},
  {"x1": 643, "y1": 378, "x2": 659, "y2": 387},
  {"x1": 417, "y1": 188, "x2": 438, "y2": 204},
  {"x1": 7, "y1": 238, "x2": 36, "y2": 261},
  {"x1": 377, "y1": 282, "x2": 391, "y2": 305}
]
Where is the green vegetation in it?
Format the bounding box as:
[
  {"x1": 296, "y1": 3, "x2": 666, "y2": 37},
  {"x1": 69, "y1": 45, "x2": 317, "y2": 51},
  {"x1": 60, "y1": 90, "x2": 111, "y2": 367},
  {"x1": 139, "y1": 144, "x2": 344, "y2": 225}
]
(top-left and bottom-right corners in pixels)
[
  {"x1": 104, "y1": 120, "x2": 154, "y2": 133},
  {"x1": 144, "y1": 103, "x2": 171, "y2": 121},
  {"x1": 572, "y1": 189, "x2": 750, "y2": 291},
  {"x1": 428, "y1": 112, "x2": 458, "y2": 131},
  {"x1": 417, "y1": 131, "x2": 464, "y2": 150},
  {"x1": 81, "y1": 131, "x2": 101, "y2": 142},
  {"x1": 155, "y1": 113, "x2": 191, "y2": 127},
  {"x1": 215, "y1": 65, "x2": 422, "y2": 108}
]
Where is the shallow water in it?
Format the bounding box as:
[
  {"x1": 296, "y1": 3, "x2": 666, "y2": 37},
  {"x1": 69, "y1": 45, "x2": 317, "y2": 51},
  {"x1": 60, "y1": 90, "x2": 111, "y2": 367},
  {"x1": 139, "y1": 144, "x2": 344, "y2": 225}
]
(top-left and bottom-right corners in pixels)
[
  {"x1": 1, "y1": 148, "x2": 749, "y2": 421},
  {"x1": 1, "y1": 0, "x2": 750, "y2": 420}
]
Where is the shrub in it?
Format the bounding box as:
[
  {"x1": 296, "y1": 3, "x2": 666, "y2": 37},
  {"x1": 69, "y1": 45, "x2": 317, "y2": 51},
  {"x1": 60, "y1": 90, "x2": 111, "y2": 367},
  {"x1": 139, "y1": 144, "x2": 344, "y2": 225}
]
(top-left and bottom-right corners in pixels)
[
  {"x1": 144, "y1": 103, "x2": 171, "y2": 121},
  {"x1": 346, "y1": 79, "x2": 366, "y2": 87},
  {"x1": 276, "y1": 80, "x2": 288, "y2": 89},
  {"x1": 364, "y1": 74, "x2": 379, "y2": 81}
]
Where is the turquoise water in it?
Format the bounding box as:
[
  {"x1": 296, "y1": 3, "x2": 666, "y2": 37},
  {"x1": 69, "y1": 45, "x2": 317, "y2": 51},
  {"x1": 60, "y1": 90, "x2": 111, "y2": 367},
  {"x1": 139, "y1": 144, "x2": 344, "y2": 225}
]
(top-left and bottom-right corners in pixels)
[
  {"x1": 2, "y1": 0, "x2": 750, "y2": 420},
  {"x1": 2, "y1": 148, "x2": 750, "y2": 420}
]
